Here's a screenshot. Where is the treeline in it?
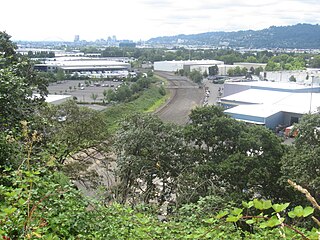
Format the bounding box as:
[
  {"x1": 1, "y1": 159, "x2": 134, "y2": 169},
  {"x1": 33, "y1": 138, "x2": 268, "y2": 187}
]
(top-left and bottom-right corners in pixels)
[
  {"x1": 114, "y1": 109, "x2": 320, "y2": 207},
  {"x1": 104, "y1": 76, "x2": 166, "y2": 103},
  {"x1": 148, "y1": 23, "x2": 320, "y2": 49},
  {"x1": 100, "y1": 46, "x2": 320, "y2": 70}
]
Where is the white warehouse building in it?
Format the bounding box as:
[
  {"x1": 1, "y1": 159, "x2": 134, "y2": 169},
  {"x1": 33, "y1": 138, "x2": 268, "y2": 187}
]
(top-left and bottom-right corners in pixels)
[
  {"x1": 154, "y1": 60, "x2": 266, "y2": 76},
  {"x1": 34, "y1": 57, "x2": 131, "y2": 77},
  {"x1": 154, "y1": 60, "x2": 224, "y2": 73},
  {"x1": 221, "y1": 81, "x2": 320, "y2": 129}
]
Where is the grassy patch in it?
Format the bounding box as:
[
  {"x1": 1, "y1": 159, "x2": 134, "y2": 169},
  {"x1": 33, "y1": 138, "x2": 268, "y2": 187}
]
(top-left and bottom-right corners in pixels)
[
  {"x1": 103, "y1": 85, "x2": 168, "y2": 133},
  {"x1": 154, "y1": 74, "x2": 168, "y2": 86},
  {"x1": 145, "y1": 93, "x2": 170, "y2": 113}
]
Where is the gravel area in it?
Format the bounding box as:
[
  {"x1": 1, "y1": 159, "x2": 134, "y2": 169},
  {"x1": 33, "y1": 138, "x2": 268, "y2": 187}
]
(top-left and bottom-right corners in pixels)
[{"x1": 155, "y1": 71, "x2": 204, "y2": 125}]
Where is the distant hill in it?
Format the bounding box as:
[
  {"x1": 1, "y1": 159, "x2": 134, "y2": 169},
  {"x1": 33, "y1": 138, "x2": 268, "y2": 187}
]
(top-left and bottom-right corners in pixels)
[{"x1": 147, "y1": 24, "x2": 320, "y2": 49}]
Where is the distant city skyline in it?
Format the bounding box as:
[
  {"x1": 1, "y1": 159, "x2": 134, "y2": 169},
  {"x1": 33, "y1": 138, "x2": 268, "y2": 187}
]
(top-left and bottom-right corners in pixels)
[{"x1": 1, "y1": 0, "x2": 320, "y2": 42}]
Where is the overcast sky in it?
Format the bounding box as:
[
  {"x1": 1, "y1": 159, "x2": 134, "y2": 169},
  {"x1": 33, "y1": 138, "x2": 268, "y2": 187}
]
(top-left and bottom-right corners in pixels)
[{"x1": 1, "y1": 0, "x2": 319, "y2": 41}]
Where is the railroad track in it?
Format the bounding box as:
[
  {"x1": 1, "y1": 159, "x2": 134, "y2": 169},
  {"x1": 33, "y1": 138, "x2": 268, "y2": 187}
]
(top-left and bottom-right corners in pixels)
[{"x1": 154, "y1": 71, "x2": 204, "y2": 125}]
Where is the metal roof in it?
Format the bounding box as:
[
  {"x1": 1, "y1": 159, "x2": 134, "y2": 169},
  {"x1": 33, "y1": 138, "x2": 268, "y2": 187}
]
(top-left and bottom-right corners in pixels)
[{"x1": 223, "y1": 88, "x2": 320, "y2": 118}]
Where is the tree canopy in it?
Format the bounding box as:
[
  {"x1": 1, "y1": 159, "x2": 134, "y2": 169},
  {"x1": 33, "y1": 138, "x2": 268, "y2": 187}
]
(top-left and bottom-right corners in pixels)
[{"x1": 0, "y1": 31, "x2": 48, "y2": 131}]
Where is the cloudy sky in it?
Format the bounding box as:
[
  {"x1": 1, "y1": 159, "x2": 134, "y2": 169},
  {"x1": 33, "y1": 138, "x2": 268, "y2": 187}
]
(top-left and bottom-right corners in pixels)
[{"x1": 1, "y1": 0, "x2": 319, "y2": 41}]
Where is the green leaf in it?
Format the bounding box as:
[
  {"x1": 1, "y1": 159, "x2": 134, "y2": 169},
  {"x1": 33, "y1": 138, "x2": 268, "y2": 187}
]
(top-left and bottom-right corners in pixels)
[
  {"x1": 272, "y1": 203, "x2": 290, "y2": 213},
  {"x1": 266, "y1": 215, "x2": 284, "y2": 227},
  {"x1": 18, "y1": 198, "x2": 26, "y2": 205},
  {"x1": 259, "y1": 222, "x2": 268, "y2": 228},
  {"x1": 253, "y1": 199, "x2": 272, "y2": 210},
  {"x1": 288, "y1": 211, "x2": 296, "y2": 218},
  {"x1": 242, "y1": 201, "x2": 253, "y2": 208},
  {"x1": 307, "y1": 228, "x2": 320, "y2": 240},
  {"x1": 246, "y1": 219, "x2": 255, "y2": 225},
  {"x1": 3, "y1": 207, "x2": 17, "y2": 215},
  {"x1": 226, "y1": 215, "x2": 242, "y2": 222},
  {"x1": 231, "y1": 208, "x2": 243, "y2": 216},
  {"x1": 203, "y1": 217, "x2": 216, "y2": 224},
  {"x1": 216, "y1": 210, "x2": 228, "y2": 219},
  {"x1": 288, "y1": 205, "x2": 312, "y2": 218},
  {"x1": 293, "y1": 206, "x2": 304, "y2": 217},
  {"x1": 302, "y1": 206, "x2": 314, "y2": 217}
]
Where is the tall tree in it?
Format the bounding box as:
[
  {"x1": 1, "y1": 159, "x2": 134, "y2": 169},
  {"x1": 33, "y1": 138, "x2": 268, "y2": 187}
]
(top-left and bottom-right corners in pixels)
[
  {"x1": 115, "y1": 114, "x2": 189, "y2": 204},
  {"x1": 280, "y1": 114, "x2": 320, "y2": 200},
  {"x1": 208, "y1": 65, "x2": 219, "y2": 76},
  {"x1": 0, "y1": 31, "x2": 48, "y2": 130},
  {"x1": 185, "y1": 106, "x2": 285, "y2": 201},
  {"x1": 189, "y1": 69, "x2": 203, "y2": 84}
]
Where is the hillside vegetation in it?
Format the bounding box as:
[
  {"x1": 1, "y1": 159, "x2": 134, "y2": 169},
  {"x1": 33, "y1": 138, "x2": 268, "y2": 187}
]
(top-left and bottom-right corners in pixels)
[
  {"x1": 148, "y1": 23, "x2": 320, "y2": 49},
  {"x1": 1, "y1": 31, "x2": 320, "y2": 239}
]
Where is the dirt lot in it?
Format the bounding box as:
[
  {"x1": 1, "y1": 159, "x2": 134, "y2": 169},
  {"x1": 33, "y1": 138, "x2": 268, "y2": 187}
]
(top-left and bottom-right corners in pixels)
[{"x1": 48, "y1": 79, "x2": 122, "y2": 104}]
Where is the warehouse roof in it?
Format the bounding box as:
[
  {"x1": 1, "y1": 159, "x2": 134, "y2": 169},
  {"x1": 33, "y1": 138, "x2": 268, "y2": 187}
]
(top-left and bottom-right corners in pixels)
[
  {"x1": 224, "y1": 104, "x2": 280, "y2": 118},
  {"x1": 155, "y1": 60, "x2": 224, "y2": 65},
  {"x1": 224, "y1": 81, "x2": 319, "y2": 91},
  {"x1": 223, "y1": 90, "x2": 320, "y2": 118},
  {"x1": 222, "y1": 89, "x2": 291, "y2": 105}
]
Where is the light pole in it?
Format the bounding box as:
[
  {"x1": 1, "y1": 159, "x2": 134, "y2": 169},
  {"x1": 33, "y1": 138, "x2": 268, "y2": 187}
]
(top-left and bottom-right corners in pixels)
[{"x1": 309, "y1": 75, "x2": 314, "y2": 113}]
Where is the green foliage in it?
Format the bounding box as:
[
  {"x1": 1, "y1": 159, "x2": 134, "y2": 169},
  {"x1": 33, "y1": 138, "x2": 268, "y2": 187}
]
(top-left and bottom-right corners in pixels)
[
  {"x1": 310, "y1": 55, "x2": 320, "y2": 68},
  {"x1": 189, "y1": 69, "x2": 203, "y2": 84},
  {"x1": 289, "y1": 75, "x2": 297, "y2": 82},
  {"x1": 103, "y1": 85, "x2": 167, "y2": 133},
  {"x1": 90, "y1": 92, "x2": 99, "y2": 102},
  {"x1": 280, "y1": 114, "x2": 320, "y2": 199},
  {"x1": 158, "y1": 85, "x2": 166, "y2": 96},
  {"x1": 218, "y1": 198, "x2": 319, "y2": 239},
  {"x1": 115, "y1": 114, "x2": 189, "y2": 204},
  {"x1": 106, "y1": 77, "x2": 156, "y2": 103},
  {"x1": 185, "y1": 106, "x2": 286, "y2": 201},
  {"x1": 37, "y1": 100, "x2": 108, "y2": 164},
  {"x1": 148, "y1": 24, "x2": 320, "y2": 49},
  {"x1": 227, "y1": 66, "x2": 248, "y2": 76},
  {"x1": 56, "y1": 69, "x2": 65, "y2": 81},
  {"x1": 294, "y1": 114, "x2": 320, "y2": 149},
  {"x1": 254, "y1": 66, "x2": 264, "y2": 76},
  {"x1": 0, "y1": 31, "x2": 48, "y2": 131},
  {"x1": 265, "y1": 54, "x2": 306, "y2": 71},
  {"x1": 208, "y1": 65, "x2": 219, "y2": 76}
]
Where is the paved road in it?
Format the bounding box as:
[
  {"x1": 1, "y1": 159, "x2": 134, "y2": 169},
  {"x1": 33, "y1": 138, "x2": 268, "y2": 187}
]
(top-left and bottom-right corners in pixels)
[
  {"x1": 202, "y1": 79, "x2": 223, "y2": 106},
  {"x1": 155, "y1": 71, "x2": 204, "y2": 125}
]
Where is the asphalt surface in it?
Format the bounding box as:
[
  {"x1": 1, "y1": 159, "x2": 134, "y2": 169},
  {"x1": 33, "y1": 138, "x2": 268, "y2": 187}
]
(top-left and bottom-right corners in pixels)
[
  {"x1": 155, "y1": 71, "x2": 204, "y2": 125},
  {"x1": 48, "y1": 80, "x2": 122, "y2": 103},
  {"x1": 202, "y1": 79, "x2": 224, "y2": 106}
]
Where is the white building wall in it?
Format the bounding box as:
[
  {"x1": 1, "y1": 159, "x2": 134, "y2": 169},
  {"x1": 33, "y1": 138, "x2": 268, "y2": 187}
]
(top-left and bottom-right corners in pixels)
[
  {"x1": 154, "y1": 61, "x2": 185, "y2": 72},
  {"x1": 262, "y1": 69, "x2": 320, "y2": 84},
  {"x1": 154, "y1": 60, "x2": 224, "y2": 72},
  {"x1": 218, "y1": 65, "x2": 238, "y2": 75}
]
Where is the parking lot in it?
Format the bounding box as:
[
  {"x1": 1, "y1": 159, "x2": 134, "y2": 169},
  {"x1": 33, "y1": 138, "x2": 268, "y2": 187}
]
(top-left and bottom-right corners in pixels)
[{"x1": 48, "y1": 79, "x2": 122, "y2": 104}]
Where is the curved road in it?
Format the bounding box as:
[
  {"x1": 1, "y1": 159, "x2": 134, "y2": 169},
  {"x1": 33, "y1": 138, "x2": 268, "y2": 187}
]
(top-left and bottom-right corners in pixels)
[{"x1": 155, "y1": 71, "x2": 204, "y2": 125}]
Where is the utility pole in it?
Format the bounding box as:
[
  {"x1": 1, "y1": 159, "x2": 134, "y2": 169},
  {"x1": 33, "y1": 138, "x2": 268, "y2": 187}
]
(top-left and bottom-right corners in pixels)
[{"x1": 309, "y1": 75, "x2": 314, "y2": 113}]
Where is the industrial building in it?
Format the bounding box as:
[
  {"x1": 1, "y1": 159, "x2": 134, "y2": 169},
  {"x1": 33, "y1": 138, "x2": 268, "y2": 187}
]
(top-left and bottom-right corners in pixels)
[
  {"x1": 261, "y1": 69, "x2": 320, "y2": 84},
  {"x1": 154, "y1": 60, "x2": 224, "y2": 73},
  {"x1": 34, "y1": 57, "x2": 131, "y2": 78},
  {"x1": 221, "y1": 81, "x2": 320, "y2": 129},
  {"x1": 223, "y1": 81, "x2": 320, "y2": 97},
  {"x1": 153, "y1": 60, "x2": 266, "y2": 76}
]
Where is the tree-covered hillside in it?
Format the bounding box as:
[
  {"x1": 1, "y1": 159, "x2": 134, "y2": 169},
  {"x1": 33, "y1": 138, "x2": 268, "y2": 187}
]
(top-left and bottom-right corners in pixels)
[{"x1": 148, "y1": 23, "x2": 320, "y2": 49}]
